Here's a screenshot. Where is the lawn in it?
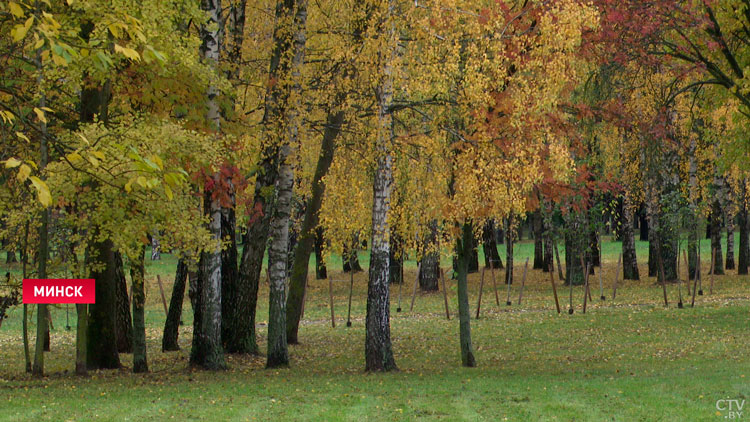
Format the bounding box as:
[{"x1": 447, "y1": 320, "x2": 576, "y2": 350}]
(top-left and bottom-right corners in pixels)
[{"x1": 0, "y1": 236, "x2": 748, "y2": 421}]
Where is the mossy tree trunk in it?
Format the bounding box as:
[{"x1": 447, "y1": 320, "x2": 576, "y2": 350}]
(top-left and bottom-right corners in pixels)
[
  {"x1": 130, "y1": 246, "x2": 148, "y2": 373},
  {"x1": 455, "y1": 222, "x2": 476, "y2": 367}
]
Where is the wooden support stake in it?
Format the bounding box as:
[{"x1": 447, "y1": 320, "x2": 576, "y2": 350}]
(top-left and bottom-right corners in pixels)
[
  {"x1": 549, "y1": 259, "x2": 560, "y2": 314},
  {"x1": 346, "y1": 270, "x2": 354, "y2": 327},
  {"x1": 612, "y1": 253, "x2": 621, "y2": 300},
  {"x1": 328, "y1": 276, "x2": 336, "y2": 328},
  {"x1": 698, "y1": 245, "x2": 704, "y2": 295},
  {"x1": 476, "y1": 267, "x2": 486, "y2": 319},
  {"x1": 409, "y1": 263, "x2": 421, "y2": 312},
  {"x1": 156, "y1": 275, "x2": 168, "y2": 315},
  {"x1": 440, "y1": 268, "x2": 450, "y2": 320},
  {"x1": 518, "y1": 258, "x2": 529, "y2": 305}
]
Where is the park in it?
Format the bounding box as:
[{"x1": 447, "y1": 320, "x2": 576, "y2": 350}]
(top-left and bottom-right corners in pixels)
[{"x1": 1, "y1": 0, "x2": 750, "y2": 420}]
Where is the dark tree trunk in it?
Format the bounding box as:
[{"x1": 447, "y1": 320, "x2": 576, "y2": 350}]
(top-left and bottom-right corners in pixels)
[
  {"x1": 419, "y1": 220, "x2": 440, "y2": 291},
  {"x1": 710, "y1": 199, "x2": 725, "y2": 275},
  {"x1": 613, "y1": 196, "x2": 624, "y2": 241},
  {"x1": 86, "y1": 238, "x2": 121, "y2": 370},
  {"x1": 639, "y1": 209, "x2": 649, "y2": 241},
  {"x1": 220, "y1": 202, "x2": 241, "y2": 351},
  {"x1": 455, "y1": 222, "x2": 476, "y2": 367},
  {"x1": 388, "y1": 231, "x2": 404, "y2": 284},
  {"x1": 314, "y1": 227, "x2": 327, "y2": 279},
  {"x1": 739, "y1": 198, "x2": 749, "y2": 274},
  {"x1": 343, "y1": 236, "x2": 363, "y2": 273},
  {"x1": 543, "y1": 222, "x2": 553, "y2": 273},
  {"x1": 468, "y1": 234, "x2": 479, "y2": 274},
  {"x1": 114, "y1": 252, "x2": 133, "y2": 354},
  {"x1": 482, "y1": 220, "x2": 503, "y2": 269},
  {"x1": 130, "y1": 246, "x2": 148, "y2": 373},
  {"x1": 532, "y1": 212, "x2": 545, "y2": 269},
  {"x1": 286, "y1": 110, "x2": 341, "y2": 344},
  {"x1": 163, "y1": 258, "x2": 188, "y2": 351},
  {"x1": 589, "y1": 227, "x2": 600, "y2": 267},
  {"x1": 564, "y1": 213, "x2": 585, "y2": 286},
  {"x1": 6, "y1": 251, "x2": 17, "y2": 264},
  {"x1": 688, "y1": 223, "x2": 699, "y2": 281},
  {"x1": 648, "y1": 216, "x2": 657, "y2": 277},
  {"x1": 505, "y1": 218, "x2": 514, "y2": 285},
  {"x1": 622, "y1": 197, "x2": 640, "y2": 280},
  {"x1": 726, "y1": 212, "x2": 735, "y2": 270}
]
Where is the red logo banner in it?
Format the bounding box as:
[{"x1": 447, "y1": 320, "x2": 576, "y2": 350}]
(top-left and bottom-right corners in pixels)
[{"x1": 23, "y1": 279, "x2": 96, "y2": 304}]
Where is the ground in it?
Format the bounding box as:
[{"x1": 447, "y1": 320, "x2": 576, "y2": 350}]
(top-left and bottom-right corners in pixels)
[{"x1": 0, "y1": 237, "x2": 748, "y2": 421}]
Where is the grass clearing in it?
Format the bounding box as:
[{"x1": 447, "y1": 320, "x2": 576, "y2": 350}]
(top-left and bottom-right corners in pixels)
[{"x1": 0, "y1": 238, "x2": 748, "y2": 421}]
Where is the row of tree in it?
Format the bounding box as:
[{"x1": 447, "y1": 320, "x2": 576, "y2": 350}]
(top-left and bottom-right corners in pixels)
[{"x1": 1, "y1": 0, "x2": 749, "y2": 374}]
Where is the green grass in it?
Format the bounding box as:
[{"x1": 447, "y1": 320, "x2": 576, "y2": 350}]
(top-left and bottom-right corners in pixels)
[{"x1": 0, "y1": 236, "x2": 749, "y2": 421}]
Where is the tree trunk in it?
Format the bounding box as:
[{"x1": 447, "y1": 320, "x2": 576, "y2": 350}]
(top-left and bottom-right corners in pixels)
[
  {"x1": 365, "y1": 1, "x2": 397, "y2": 371},
  {"x1": 75, "y1": 304, "x2": 87, "y2": 375},
  {"x1": 86, "y1": 238, "x2": 121, "y2": 370},
  {"x1": 505, "y1": 218, "x2": 514, "y2": 285},
  {"x1": 191, "y1": 192, "x2": 226, "y2": 370},
  {"x1": 739, "y1": 188, "x2": 749, "y2": 274},
  {"x1": 532, "y1": 212, "x2": 545, "y2": 269},
  {"x1": 220, "y1": 199, "x2": 241, "y2": 351},
  {"x1": 267, "y1": 149, "x2": 294, "y2": 367},
  {"x1": 163, "y1": 258, "x2": 188, "y2": 351},
  {"x1": 130, "y1": 246, "x2": 148, "y2": 373},
  {"x1": 589, "y1": 226, "x2": 600, "y2": 267},
  {"x1": 468, "y1": 234, "x2": 479, "y2": 274},
  {"x1": 389, "y1": 231, "x2": 404, "y2": 284},
  {"x1": 648, "y1": 211, "x2": 657, "y2": 277},
  {"x1": 314, "y1": 227, "x2": 327, "y2": 279},
  {"x1": 150, "y1": 234, "x2": 160, "y2": 260},
  {"x1": 726, "y1": 212, "x2": 735, "y2": 270},
  {"x1": 190, "y1": 0, "x2": 225, "y2": 370},
  {"x1": 455, "y1": 222, "x2": 476, "y2": 367},
  {"x1": 564, "y1": 213, "x2": 585, "y2": 285},
  {"x1": 114, "y1": 252, "x2": 133, "y2": 354},
  {"x1": 639, "y1": 209, "x2": 649, "y2": 241},
  {"x1": 419, "y1": 220, "x2": 440, "y2": 291},
  {"x1": 622, "y1": 195, "x2": 640, "y2": 280},
  {"x1": 482, "y1": 219, "x2": 503, "y2": 269},
  {"x1": 710, "y1": 198, "x2": 725, "y2": 275},
  {"x1": 6, "y1": 251, "x2": 17, "y2": 264},
  {"x1": 343, "y1": 236, "x2": 363, "y2": 272}
]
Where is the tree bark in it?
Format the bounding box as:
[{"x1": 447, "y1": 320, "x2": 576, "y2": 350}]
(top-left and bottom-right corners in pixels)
[
  {"x1": 532, "y1": 211, "x2": 545, "y2": 269},
  {"x1": 564, "y1": 213, "x2": 585, "y2": 285},
  {"x1": 220, "y1": 199, "x2": 241, "y2": 352},
  {"x1": 389, "y1": 231, "x2": 404, "y2": 284},
  {"x1": 130, "y1": 246, "x2": 148, "y2": 373},
  {"x1": 114, "y1": 252, "x2": 133, "y2": 354},
  {"x1": 314, "y1": 227, "x2": 327, "y2": 279},
  {"x1": 86, "y1": 238, "x2": 120, "y2": 370},
  {"x1": 190, "y1": 0, "x2": 226, "y2": 370},
  {"x1": 455, "y1": 222, "x2": 476, "y2": 367},
  {"x1": 482, "y1": 219, "x2": 502, "y2": 269},
  {"x1": 419, "y1": 220, "x2": 440, "y2": 292},
  {"x1": 365, "y1": 0, "x2": 397, "y2": 371},
  {"x1": 726, "y1": 211, "x2": 735, "y2": 270},
  {"x1": 150, "y1": 234, "x2": 160, "y2": 260},
  {"x1": 505, "y1": 218, "x2": 514, "y2": 285},
  {"x1": 639, "y1": 208, "x2": 649, "y2": 241},
  {"x1": 343, "y1": 235, "x2": 363, "y2": 272},
  {"x1": 710, "y1": 198, "x2": 725, "y2": 275},
  {"x1": 739, "y1": 186, "x2": 749, "y2": 275},
  {"x1": 622, "y1": 195, "x2": 639, "y2": 280},
  {"x1": 163, "y1": 258, "x2": 188, "y2": 351}
]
